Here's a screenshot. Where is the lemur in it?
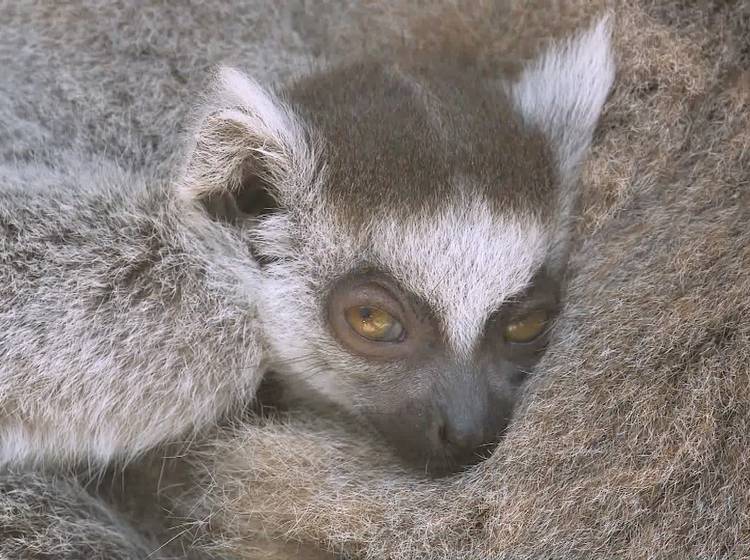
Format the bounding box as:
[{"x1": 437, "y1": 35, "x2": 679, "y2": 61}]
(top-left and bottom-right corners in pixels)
[{"x1": 0, "y1": 18, "x2": 614, "y2": 481}]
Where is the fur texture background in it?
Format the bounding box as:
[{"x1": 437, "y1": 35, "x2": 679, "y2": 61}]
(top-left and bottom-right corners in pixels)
[
  {"x1": 0, "y1": 471, "x2": 156, "y2": 559},
  {"x1": 1, "y1": 0, "x2": 748, "y2": 558}
]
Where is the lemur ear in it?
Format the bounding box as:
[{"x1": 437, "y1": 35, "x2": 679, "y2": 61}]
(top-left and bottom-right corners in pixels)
[
  {"x1": 179, "y1": 66, "x2": 312, "y2": 222},
  {"x1": 508, "y1": 16, "x2": 616, "y2": 182}
]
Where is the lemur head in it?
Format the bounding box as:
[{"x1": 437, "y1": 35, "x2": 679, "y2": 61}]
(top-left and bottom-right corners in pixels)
[{"x1": 180, "y1": 18, "x2": 614, "y2": 476}]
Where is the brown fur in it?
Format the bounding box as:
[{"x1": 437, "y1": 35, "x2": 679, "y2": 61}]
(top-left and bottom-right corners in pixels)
[
  {"x1": 287, "y1": 59, "x2": 557, "y2": 224},
  {"x1": 183, "y1": 1, "x2": 750, "y2": 558}
]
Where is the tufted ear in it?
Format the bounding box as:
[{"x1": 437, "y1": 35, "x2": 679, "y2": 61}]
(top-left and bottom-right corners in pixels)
[
  {"x1": 179, "y1": 66, "x2": 313, "y2": 222},
  {"x1": 508, "y1": 15, "x2": 616, "y2": 183}
]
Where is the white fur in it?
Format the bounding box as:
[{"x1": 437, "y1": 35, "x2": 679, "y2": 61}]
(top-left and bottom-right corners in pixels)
[
  {"x1": 218, "y1": 67, "x2": 295, "y2": 141},
  {"x1": 508, "y1": 15, "x2": 616, "y2": 180},
  {"x1": 372, "y1": 202, "x2": 548, "y2": 357},
  {"x1": 216, "y1": 66, "x2": 311, "y2": 168}
]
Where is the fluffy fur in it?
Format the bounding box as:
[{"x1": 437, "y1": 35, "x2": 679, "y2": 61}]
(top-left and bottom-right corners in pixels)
[
  {"x1": 1, "y1": 0, "x2": 748, "y2": 558},
  {"x1": 0, "y1": 19, "x2": 313, "y2": 467},
  {"x1": 0, "y1": 149, "x2": 267, "y2": 464},
  {"x1": 0, "y1": 470, "x2": 156, "y2": 559},
  {"x1": 508, "y1": 15, "x2": 615, "y2": 183},
  {"x1": 179, "y1": 66, "x2": 316, "y2": 205},
  {"x1": 184, "y1": 2, "x2": 750, "y2": 559}
]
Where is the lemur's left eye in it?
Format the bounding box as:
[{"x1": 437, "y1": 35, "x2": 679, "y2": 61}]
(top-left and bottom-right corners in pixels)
[
  {"x1": 345, "y1": 306, "x2": 404, "y2": 342},
  {"x1": 503, "y1": 310, "x2": 549, "y2": 343}
]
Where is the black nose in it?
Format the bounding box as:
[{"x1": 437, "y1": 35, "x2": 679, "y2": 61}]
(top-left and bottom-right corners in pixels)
[
  {"x1": 438, "y1": 414, "x2": 488, "y2": 457},
  {"x1": 431, "y1": 392, "x2": 511, "y2": 475},
  {"x1": 430, "y1": 412, "x2": 505, "y2": 475}
]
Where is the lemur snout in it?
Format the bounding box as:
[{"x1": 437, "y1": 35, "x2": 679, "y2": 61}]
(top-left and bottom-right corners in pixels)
[
  {"x1": 436, "y1": 410, "x2": 499, "y2": 462},
  {"x1": 428, "y1": 391, "x2": 510, "y2": 476}
]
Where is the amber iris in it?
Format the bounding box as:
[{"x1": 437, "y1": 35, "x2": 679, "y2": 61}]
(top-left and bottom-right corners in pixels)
[
  {"x1": 344, "y1": 305, "x2": 404, "y2": 342},
  {"x1": 503, "y1": 310, "x2": 549, "y2": 343}
]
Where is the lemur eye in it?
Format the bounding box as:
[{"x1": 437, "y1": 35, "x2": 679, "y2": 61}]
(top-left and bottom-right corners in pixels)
[
  {"x1": 503, "y1": 310, "x2": 549, "y2": 343},
  {"x1": 344, "y1": 306, "x2": 404, "y2": 342}
]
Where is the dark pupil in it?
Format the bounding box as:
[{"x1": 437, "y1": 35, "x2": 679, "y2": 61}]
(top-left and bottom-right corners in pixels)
[{"x1": 359, "y1": 307, "x2": 373, "y2": 320}]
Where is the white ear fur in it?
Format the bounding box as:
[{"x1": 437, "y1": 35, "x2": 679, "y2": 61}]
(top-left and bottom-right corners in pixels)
[
  {"x1": 508, "y1": 16, "x2": 616, "y2": 181},
  {"x1": 179, "y1": 66, "x2": 311, "y2": 204}
]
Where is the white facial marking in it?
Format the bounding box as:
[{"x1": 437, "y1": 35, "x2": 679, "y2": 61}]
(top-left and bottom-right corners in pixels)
[{"x1": 371, "y1": 197, "x2": 549, "y2": 357}]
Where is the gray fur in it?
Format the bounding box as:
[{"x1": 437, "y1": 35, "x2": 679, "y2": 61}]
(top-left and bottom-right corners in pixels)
[
  {"x1": 1, "y1": 0, "x2": 616, "y2": 557},
  {"x1": 0, "y1": 470, "x2": 157, "y2": 559},
  {"x1": 180, "y1": 2, "x2": 750, "y2": 558},
  {"x1": 0, "y1": 151, "x2": 265, "y2": 464}
]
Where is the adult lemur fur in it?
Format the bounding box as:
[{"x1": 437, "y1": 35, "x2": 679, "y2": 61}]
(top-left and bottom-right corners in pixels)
[{"x1": 0, "y1": 10, "x2": 613, "y2": 558}]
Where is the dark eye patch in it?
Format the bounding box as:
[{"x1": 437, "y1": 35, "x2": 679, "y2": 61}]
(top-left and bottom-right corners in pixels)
[{"x1": 478, "y1": 267, "x2": 562, "y2": 365}]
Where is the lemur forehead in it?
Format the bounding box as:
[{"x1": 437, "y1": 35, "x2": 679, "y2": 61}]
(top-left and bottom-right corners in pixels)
[
  {"x1": 286, "y1": 59, "x2": 558, "y2": 227},
  {"x1": 368, "y1": 198, "x2": 550, "y2": 356}
]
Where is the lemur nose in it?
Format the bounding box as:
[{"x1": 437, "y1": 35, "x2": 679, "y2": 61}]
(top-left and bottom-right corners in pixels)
[{"x1": 437, "y1": 413, "x2": 487, "y2": 457}]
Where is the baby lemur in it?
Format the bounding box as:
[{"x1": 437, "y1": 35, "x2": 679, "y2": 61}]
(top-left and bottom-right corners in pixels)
[{"x1": 0, "y1": 18, "x2": 614, "y2": 477}]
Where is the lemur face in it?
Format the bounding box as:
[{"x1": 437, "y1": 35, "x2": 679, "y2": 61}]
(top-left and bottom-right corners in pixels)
[
  {"x1": 249, "y1": 63, "x2": 565, "y2": 476},
  {"x1": 183, "y1": 18, "x2": 613, "y2": 476},
  {"x1": 253, "y1": 61, "x2": 559, "y2": 474},
  {"x1": 255, "y1": 224, "x2": 560, "y2": 476},
  {"x1": 322, "y1": 268, "x2": 561, "y2": 474}
]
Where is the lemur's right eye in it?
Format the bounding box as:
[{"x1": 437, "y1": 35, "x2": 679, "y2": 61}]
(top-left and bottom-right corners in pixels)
[{"x1": 344, "y1": 306, "x2": 404, "y2": 342}]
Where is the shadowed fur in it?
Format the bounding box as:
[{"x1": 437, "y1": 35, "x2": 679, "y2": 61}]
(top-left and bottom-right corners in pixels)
[{"x1": 0, "y1": 470, "x2": 156, "y2": 559}]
